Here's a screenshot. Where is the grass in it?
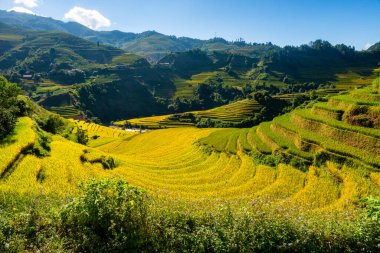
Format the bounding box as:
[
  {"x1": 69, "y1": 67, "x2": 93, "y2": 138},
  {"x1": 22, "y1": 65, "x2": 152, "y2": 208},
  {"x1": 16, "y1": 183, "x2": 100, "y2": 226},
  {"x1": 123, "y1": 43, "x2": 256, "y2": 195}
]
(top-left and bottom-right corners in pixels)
[
  {"x1": 238, "y1": 128, "x2": 252, "y2": 152},
  {"x1": 198, "y1": 128, "x2": 240, "y2": 153},
  {"x1": 247, "y1": 127, "x2": 272, "y2": 154},
  {"x1": 196, "y1": 99, "x2": 262, "y2": 122},
  {"x1": 116, "y1": 99, "x2": 263, "y2": 129},
  {"x1": 328, "y1": 94, "x2": 380, "y2": 109},
  {"x1": 294, "y1": 109, "x2": 380, "y2": 139},
  {"x1": 333, "y1": 68, "x2": 376, "y2": 89},
  {"x1": 311, "y1": 102, "x2": 344, "y2": 120},
  {"x1": 273, "y1": 113, "x2": 380, "y2": 168},
  {"x1": 49, "y1": 106, "x2": 80, "y2": 117},
  {"x1": 0, "y1": 117, "x2": 35, "y2": 175},
  {"x1": 0, "y1": 34, "x2": 23, "y2": 41},
  {"x1": 111, "y1": 53, "x2": 144, "y2": 65},
  {"x1": 291, "y1": 166, "x2": 341, "y2": 209}
]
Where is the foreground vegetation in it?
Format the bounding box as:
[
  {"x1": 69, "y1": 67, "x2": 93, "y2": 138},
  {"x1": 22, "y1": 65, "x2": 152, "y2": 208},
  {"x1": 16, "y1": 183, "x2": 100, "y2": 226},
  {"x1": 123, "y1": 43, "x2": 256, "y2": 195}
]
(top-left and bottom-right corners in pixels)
[{"x1": 0, "y1": 178, "x2": 379, "y2": 252}]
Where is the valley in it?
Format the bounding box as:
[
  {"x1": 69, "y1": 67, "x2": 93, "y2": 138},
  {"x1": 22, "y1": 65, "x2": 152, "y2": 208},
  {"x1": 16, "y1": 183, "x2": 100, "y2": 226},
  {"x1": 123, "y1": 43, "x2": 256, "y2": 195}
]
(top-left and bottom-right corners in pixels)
[{"x1": 0, "y1": 6, "x2": 379, "y2": 252}]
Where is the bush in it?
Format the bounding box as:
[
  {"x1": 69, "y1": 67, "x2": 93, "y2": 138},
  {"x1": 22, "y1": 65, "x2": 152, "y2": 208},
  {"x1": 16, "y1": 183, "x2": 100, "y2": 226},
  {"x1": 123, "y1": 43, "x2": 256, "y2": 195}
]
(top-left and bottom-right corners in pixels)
[
  {"x1": 61, "y1": 178, "x2": 149, "y2": 252},
  {"x1": 76, "y1": 127, "x2": 89, "y2": 145},
  {"x1": 373, "y1": 77, "x2": 380, "y2": 91},
  {"x1": 41, "y1": 114, "x2": 65, "y2": 134},
  {"x1": 80, "y1": 150, "x2": 119, "y2": 169},
  {"x1": 31, "y1": 131, "x2": 51, "y2": 157},
  {"x1": 361, "y1": 196, "x2": 380, "y2": 224},
  {"x1": 0, "y1": 76, "x2": 20, "y2": 139},
  {"x1": 0, "y1": 108, "x2": 18, "y2": 140}
]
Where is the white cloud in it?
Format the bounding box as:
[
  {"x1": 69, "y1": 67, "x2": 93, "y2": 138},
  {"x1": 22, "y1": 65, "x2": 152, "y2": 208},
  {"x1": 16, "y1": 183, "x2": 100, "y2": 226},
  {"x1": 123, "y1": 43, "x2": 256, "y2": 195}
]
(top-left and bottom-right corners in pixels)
[
  {"x1": 8, "y1": 6, "x2": 35, "y2": 15},
  {"x1": 14, "y1": 0, "x2": 38, "y2": 8},
  {"x1": 64, "y1": 6, "x2": 111, "y2": 30},
  {"x1": 363, "y1": 43, "x2": 373, "y2": 50}
]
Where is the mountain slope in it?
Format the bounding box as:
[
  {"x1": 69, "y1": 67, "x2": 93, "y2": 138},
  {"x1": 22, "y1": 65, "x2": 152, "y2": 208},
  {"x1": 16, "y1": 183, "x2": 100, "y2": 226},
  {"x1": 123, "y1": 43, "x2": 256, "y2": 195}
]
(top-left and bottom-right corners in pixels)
[
  {"x1": 0, "y1": 10, "x2": 279, "y2": 61},
  {"x1": 368, "y1": 42, "x2": 380, "y2": 52}
]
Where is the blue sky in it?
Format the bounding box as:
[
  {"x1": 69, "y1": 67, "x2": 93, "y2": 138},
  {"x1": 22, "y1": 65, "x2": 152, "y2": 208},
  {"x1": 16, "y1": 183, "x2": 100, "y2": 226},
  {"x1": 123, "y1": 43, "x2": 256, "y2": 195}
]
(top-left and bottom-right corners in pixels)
[{"x1": 1, "y1": 0, "x2": 380, "y2": 49}]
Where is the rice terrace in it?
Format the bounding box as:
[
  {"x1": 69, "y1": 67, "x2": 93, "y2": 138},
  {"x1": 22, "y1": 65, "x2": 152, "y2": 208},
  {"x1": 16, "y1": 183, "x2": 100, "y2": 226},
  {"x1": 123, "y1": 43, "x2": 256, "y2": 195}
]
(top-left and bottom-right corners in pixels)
[{"x1": 0, "y1": 0, "x2": 379, "y2": 252}]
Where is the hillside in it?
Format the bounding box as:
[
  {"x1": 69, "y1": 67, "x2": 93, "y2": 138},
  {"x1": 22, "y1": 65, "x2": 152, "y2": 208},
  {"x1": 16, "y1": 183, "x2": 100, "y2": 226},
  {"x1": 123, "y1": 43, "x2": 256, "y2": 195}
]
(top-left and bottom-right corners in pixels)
[
  {"x1": 1, "y1": 86, "x2": 378, "y2": 201},
  {"x1": 368, "y1": 42, "x2": 380, "y2": 52},
  {"x1": 199, "y1": 80, "x2": 380, "y2": 169},
  {"x1": 1, "y1": 18, "x2": 380, "y2": 126},
  {"x1": 0, "y1": 10, "x2": 280, "y2": 62},
  {"x1": 0, "y1": 75, "x2": 378, "y2": 251},
  {"x1": 115, "y1": 99, "x2": 263, "y2": 128}
]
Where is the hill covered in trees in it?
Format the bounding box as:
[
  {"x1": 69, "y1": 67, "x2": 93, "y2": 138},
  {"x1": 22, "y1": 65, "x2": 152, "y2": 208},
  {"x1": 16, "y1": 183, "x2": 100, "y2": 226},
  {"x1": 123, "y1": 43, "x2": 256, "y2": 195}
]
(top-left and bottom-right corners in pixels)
[{"x1": 1, "y1": 12, "x2": 380, "y2": 125}]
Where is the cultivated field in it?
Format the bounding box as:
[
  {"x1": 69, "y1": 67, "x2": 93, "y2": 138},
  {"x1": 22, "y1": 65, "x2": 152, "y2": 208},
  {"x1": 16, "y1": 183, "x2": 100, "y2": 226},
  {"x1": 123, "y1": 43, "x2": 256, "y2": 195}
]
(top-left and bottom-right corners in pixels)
[{"x1": 0, "y1": 84, "x2": 378, "y2": 214}]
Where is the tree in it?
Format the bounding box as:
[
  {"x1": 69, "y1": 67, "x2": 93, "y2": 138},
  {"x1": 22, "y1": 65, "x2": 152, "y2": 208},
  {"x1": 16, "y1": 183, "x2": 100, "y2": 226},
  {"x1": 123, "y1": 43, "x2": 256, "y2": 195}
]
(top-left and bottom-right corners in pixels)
[
  {"x1": 49, "y1": 47, "x2": 56, "y2": 59},
  {"x1": 76, "y1": 127, "x2": 89, "y2": 145},
  {"x1": 0, "y1": 76, "x2": 20, "y2": 139},
  {"x1": 43, "y1": 114, "x2": 65, "y2": 134}
]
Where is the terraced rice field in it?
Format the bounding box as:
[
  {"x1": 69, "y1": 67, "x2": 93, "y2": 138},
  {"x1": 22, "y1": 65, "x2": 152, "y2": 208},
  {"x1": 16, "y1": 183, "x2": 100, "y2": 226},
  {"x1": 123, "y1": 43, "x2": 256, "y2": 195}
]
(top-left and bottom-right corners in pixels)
[
  {"x1": 334, "y1": 68, "x2": 378, "y2": 89},
  {"x1": 115, "y1": 99, "x2": 263, "y2": 128},
  {"x1": 173, "y1": 70, "x2": 256, "y2": 97},
  {"x1": 49, "y1": 106, "x2": 80, "y2": 117},
  {"x1": 196, "y1": 99, "x2": 262, "y2": 122},
  {"x1": 1, "y1": 123, "x2": 377, "y2": 213},
  {"x1": 173, "y1": 72, "x2": 218, "y2": 97},
  {"x1": 0, "y1": 85, "x2": 378, "y2": 215},
  {"x1": 70, "y1": 120, "x2": 137, "y2": 147}
]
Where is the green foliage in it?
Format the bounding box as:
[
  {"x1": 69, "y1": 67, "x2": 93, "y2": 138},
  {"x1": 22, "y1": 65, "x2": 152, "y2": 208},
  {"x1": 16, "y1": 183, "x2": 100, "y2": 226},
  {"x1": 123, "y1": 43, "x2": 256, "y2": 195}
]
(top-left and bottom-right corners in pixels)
[
  {"x1": 31, "y1": 131, "x2": 51, "y2": 157},
  {"x1": 61, "y1": 178, "x2": 149, "y2": 252},
  {"x1": 0, "y1": 76, "x2": 20, "y2": 108},
  {"x1": 0, "y1": 193, "x2": 63, "y2": 252},
  {"x1": 251, "y1": 151, "x2": 310, "y2": 171},
  {"x1": 0, "y1": 76, "x2": 20, "y2": 139},
  {"x1": 361, "y1": 196, "x2": 380, "y2": 223},
  {"x1": 373, "y1": 77, "x2": 380, "y2": 91},
  {"x1": 0, "y1": 109, "x2": 18, "y2": 140},
  {"x1": 76, "y1": 127, "x2": 89, "y2": 145},
  {"x1": 41, "y1": 114, "x2": 65, "y2": 134},
  {"x1": 80, "y1": 149, "x2": 119, "y2": 169}
]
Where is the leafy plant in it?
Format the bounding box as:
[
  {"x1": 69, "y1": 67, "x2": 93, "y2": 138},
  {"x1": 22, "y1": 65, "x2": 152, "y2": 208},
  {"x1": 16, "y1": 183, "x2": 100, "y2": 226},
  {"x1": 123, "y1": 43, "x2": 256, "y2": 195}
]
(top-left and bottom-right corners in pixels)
[
  {"x1": 361, "y1": 196, "x2": 380, "y2": 223},
  {"x1": 61, "y1": 178, "x2": 149, "y2": 252},
  {"x1": 76, "y1": 127, "x2": 89, "y2": 145},
  {"x1": 0, "y1": 76, "x2": 20, "y2": 139}
]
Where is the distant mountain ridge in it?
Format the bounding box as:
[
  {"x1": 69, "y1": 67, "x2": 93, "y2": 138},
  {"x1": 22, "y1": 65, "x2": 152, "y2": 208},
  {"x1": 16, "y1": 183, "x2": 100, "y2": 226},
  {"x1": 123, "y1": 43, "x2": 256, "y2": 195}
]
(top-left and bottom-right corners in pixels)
[{"x1": 0, "y1": 9, "x2": 279, "y2": 61}]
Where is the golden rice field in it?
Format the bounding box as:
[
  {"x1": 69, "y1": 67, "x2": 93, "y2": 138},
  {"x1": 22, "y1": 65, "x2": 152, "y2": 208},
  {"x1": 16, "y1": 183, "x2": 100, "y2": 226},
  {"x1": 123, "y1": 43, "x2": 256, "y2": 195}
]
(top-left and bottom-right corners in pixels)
[
  {"x1": 114, "y1": 99, "x2": 263, "y2": 128},
  {"x1": 0, "y1": 85, "x2": 379, "y2": 216}
]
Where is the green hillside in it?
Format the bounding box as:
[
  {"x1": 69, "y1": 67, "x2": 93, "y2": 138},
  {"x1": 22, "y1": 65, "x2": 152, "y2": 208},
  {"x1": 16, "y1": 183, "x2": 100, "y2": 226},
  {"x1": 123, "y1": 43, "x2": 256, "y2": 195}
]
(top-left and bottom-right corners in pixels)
[
  {"x1": 0, "y1": 10, "x2": 279, "y2": 62},
  {"x1": 0, "y1": 17, "x2": 380, "y2": 126},
  {"x1": 199, "y1": 79, "x2": 380, "y2": 170}
]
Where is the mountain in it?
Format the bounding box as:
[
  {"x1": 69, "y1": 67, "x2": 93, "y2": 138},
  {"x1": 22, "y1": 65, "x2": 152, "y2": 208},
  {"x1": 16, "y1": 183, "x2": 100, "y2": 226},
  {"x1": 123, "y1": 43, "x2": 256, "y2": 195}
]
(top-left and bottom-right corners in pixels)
[
  {"x1": 0, "y1": 9, "x2": 96, "y2": 37},
  {"x1": 0, "y1": 23, "x2": 124, "y2": 72},
  {"x1": 368, "y1": 42, "x2": 380, "y2": 52},
  {"x1": 0, "y1": 10, "x2": 278, "y2": 61},
  {"x1": 1, "y1": 16, "x2": 380, "y2": 124}
]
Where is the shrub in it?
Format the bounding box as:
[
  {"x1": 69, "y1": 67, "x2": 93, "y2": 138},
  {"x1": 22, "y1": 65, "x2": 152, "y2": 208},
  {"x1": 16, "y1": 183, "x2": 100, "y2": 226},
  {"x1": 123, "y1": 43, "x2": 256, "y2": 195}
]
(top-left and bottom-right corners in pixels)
[
  {"x1": 0, "y1": 108, "x2": 18, "y2": 140},
  {"x1": 80, "y1": 150, "x2": 119, "y2": 169},
  {"x1": 76, "y1": 127, "x2": 89, "y2": 145},
  {"x1": 31, "y1": 131, "x2": 51, "y2": 157},
  {"x1": 41, "y1": 114, "x2": 65, "y2": 134},
  {"x1": 373, "y1": 77, "x2": 380, "y2": 92},
  {"x1": 361, "y1": 196, "x2": 380, "y2": 223},
  {"x1": 0, "y1": 76, "x2": 21, "y2": 139},
  {"x1": 61, "y1": 178, "x2": 149, "y2": 252}
]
